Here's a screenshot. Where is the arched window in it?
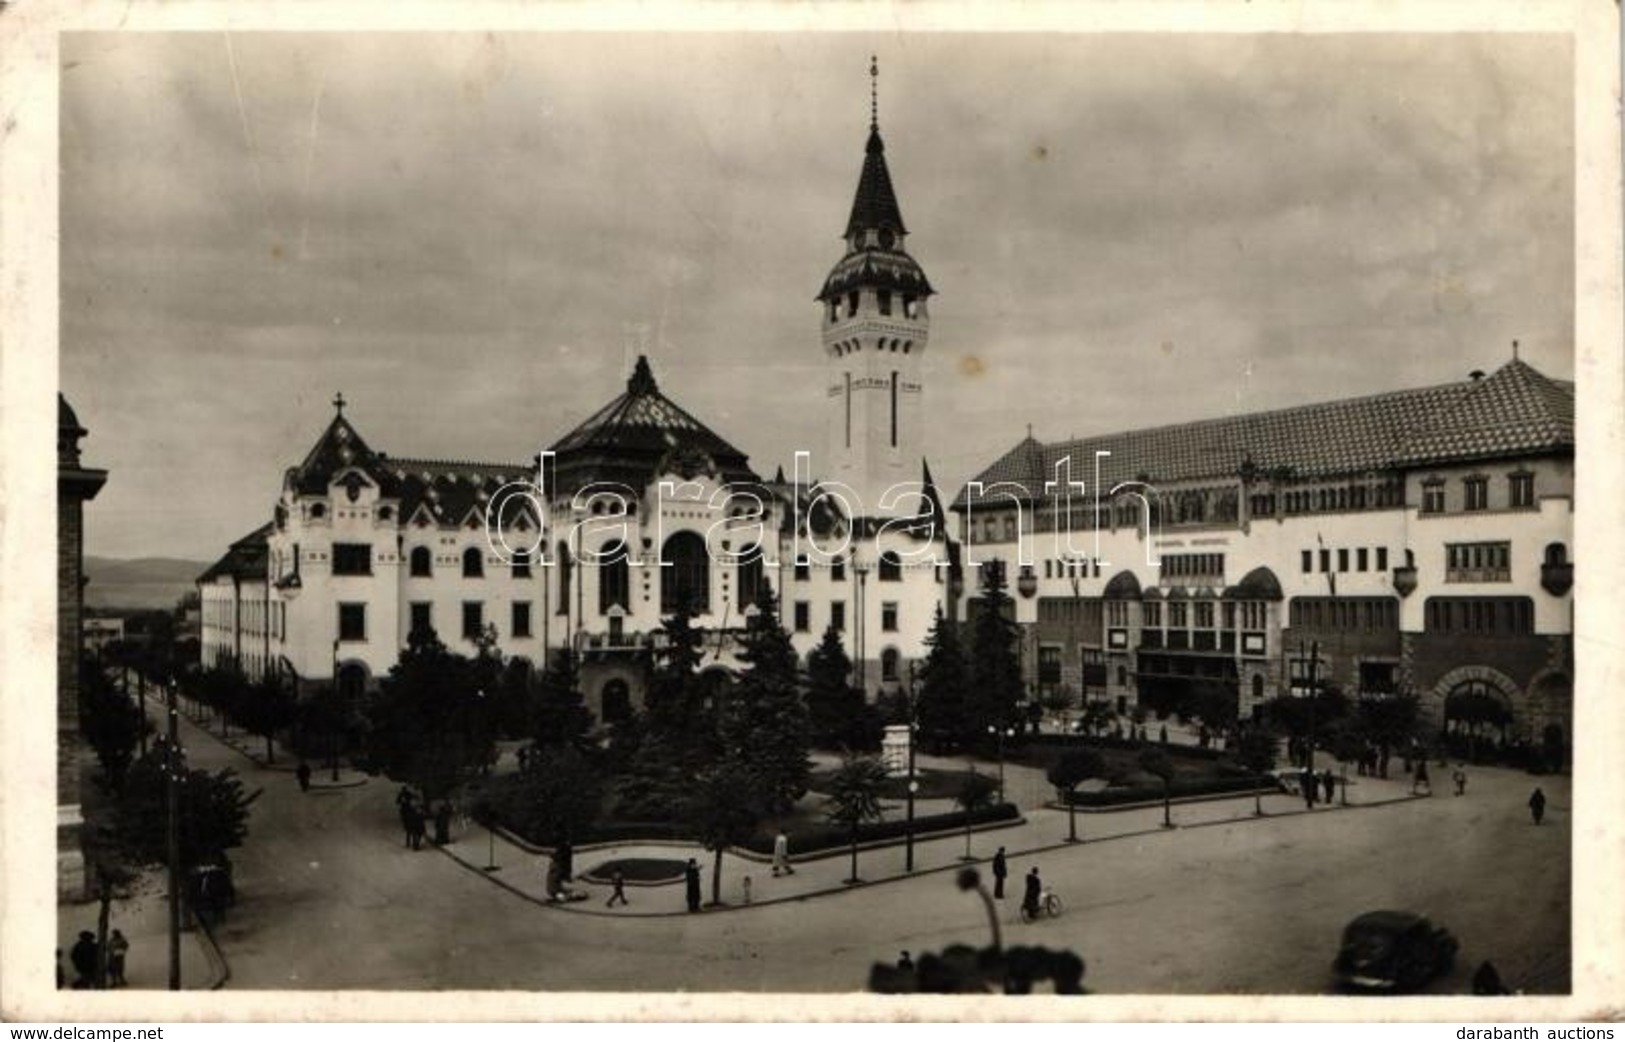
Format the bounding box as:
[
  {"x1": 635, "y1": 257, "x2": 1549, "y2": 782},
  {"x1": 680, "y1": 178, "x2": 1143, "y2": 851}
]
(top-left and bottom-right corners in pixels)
[
  {"x1": 462, "y1": 547, "x2": 484, "y2": 578},
  {"x1": 1252, "y1": 674, "x2": 1265, "y2": 702},
  {"x1": 601, "y1": 679, "x2": 632, "y2": 724},
  {"x1": 661, "y1": 531, "x2": 710, "y2": 614},
  {"x1": 599, "y1": 540, "x2": 630, "y2": 616},
  {"x1": 879, "y1": 550, "x2": 902, "y2": 582},
  {"x1": 737, "y1": 545, "x2": 764, "y2": 612},
  {"x1": 881, "y1": 647, "x2": 900, "y2": 682},
  {"x1": 410, "y1": 546, "x2": 432, "y2": 578},
  {"x1": 1544, "y1": 543, "x2": 1568, "y2": 566},
  {"x1": 556, "y1": 540, "x2": 571, "y2": 615}
]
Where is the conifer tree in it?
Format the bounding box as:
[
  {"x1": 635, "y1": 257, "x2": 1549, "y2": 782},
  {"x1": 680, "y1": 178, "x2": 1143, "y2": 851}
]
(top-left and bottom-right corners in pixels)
[
  {"x1": 724, "y1": 587, "x2": 811, "y2": 814},
  {"x1": 969, "y1": 559, "x2": 1025, "y2": 742},
  {"x1": 533, "y1": 647, "x2": 595, "y2": 749},
  {"x1": 806, "y1": 624, "x2": 875, "y2": 750},
  {"x1": 916, "y1": 605, "x2": 970, "y2": 752}
]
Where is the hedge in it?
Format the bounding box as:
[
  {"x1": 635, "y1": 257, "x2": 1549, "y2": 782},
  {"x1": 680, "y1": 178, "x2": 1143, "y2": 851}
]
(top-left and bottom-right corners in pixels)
[
  {"x1": 1061, "y1": 774, "x2": 1274, "y2": 808},
  {"x1": 1024, "y1": 733, "x2": 1232, "y2": 761}
]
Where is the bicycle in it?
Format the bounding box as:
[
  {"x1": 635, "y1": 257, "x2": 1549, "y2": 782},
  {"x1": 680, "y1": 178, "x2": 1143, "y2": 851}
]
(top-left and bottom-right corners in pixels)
[{"x1": 1019, "y1": 887, "x2": 1063, "y2": 922}]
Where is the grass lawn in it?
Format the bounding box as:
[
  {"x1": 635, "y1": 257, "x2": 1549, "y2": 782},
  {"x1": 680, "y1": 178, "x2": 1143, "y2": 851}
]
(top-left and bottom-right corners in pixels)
[
  {"x1": 578, "y1": 857, "x2": 688, "y2": 885},
  {"x1": 806, "y1": 766, "x2": 987, "y2": 801},
  {"x1": 1010, "y1": 741, "x2": 1247, "y2": 788}
]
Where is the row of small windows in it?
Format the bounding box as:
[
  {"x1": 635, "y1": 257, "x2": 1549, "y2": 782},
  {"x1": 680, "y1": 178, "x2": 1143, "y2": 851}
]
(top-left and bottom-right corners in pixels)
[
  {"x1": 1424, "y1": 596, "x2": 1534, "y2": 635},
  {"x1": 1300, "y1": 546, "x2": 1390, "y2": 575},
  {"x1": 1141, "y1": 600, "x2": 1267, "y2": 631},
  {"x1": 1445, "y1": 541, "x2": 1512, "y2": 582},
  {"x1": 1042, "y1": 559, "x2": 1102, "y2": 581},
  {"x1": 1421, "y1": 472, "x2": 1535, "y2": 514},
  {"x1": 1256, "y1": 481, "x2": 1406, "y2": 518},
  {"x1": 1160, "y1": 553, "x2": 1224, "y2": 580},
  {"x1": 831, "y1": 337, "x2": 916, "y2": 357},
  {"x1": 1287, "y1": 596, "x2": 1400, "y2": 633},
  {"x1": 826, "y1": 292, "x2": 922, "y2": 323}
]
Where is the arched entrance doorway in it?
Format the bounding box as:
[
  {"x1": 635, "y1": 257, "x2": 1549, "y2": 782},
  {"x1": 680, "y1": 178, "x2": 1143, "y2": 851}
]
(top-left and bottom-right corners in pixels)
[
  {"x1": 601, "y1": 678, "x2": 632, "y2": 724},
  {"x1": 337, "y1": 662, "x2": 369, "y2": 708},
  {"x1": 661, "y1": 531, "x2": 711, "y2": 614},
  {"x1": 1527, "y1": 672, "x2": 1572, "y2": 771},
  {"x1": 1442, "y1": 678, "x2": 1513, "y2": 761}
]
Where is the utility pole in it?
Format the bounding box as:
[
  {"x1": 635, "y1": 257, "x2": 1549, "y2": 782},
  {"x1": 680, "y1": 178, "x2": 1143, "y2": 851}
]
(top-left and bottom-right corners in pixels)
[{"x1": 165, "y1": 682, "x2": 182, "y2": 991}]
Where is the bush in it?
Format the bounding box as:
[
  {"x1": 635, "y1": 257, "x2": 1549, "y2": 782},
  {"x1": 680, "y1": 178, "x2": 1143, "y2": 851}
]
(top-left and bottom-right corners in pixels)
[{"x1": 1061, "y1": 774, "x2": 1273, "y2": 808}]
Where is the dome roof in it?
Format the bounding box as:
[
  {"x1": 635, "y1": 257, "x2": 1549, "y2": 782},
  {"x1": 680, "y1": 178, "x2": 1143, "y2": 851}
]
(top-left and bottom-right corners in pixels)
[
  {"x1": 1103, "y1": 570, "x2": 1143, "y2": 600},
  {"x1": 1223, "y1": 566, "x2": 1284, "y2": 602}
]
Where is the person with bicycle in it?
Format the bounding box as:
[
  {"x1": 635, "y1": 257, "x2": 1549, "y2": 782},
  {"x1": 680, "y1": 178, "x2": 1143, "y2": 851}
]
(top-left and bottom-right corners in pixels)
[{"x1": 1022, "y1": 867, "x2": 1042, "y2": 920}]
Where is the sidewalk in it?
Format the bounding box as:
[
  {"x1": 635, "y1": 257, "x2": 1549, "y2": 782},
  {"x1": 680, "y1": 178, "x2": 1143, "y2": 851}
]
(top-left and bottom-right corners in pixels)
[
  {"x1": 435, "y1": 771, "x2": 1425, "y2": 918},
  {"x1": 56, "y1": 874, "x2": 225, "y2": 991}
]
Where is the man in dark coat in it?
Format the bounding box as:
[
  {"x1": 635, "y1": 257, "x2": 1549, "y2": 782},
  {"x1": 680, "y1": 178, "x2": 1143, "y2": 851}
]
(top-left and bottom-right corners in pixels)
[
  {"x1": 1322, "y1": 769, "x2": 1336, "y2": 804},
  {"x1": 685, "y1": 859, "x2": 702, "y2": 912},
  {"x1": 433, "y1": 801, "x2": 452, "y2": 845},
  {"x1": 1529, "y1": 787, "x2": 1547, "y2": 825},
  {"x1": 404, "y1": 802, "x2": 426, "y2": 850},
  {"x1": 296, "y1": 761, "x2": 312, "y2": 792},
  {"x1": 1301, "y1": 768, "x2": 1316, "y2": 809},
  {"x1": 69, "y1": 931, "x2": 97, "y2": 989},
  {"x1": 557, "y1": 839, "x2": 574, "y2": 882},
  {"x1": 1022, "y1": 867, "x2": 1043, "y2": 919},
  {"x1": 991, "y1": 846, "x2": 1008, "y2": 899}
]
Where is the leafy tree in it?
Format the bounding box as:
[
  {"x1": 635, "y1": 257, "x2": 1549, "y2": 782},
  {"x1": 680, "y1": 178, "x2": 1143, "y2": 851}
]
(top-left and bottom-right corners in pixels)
[
  {"x1": 1187, "y1": 681, "x2": 1239, "y2": 738},
  {"x1": 1075, "y1": 698, "x2": 1115, "y2": 739},
  {"x1": 610, "y1": 730, "x2": 692, "y2": 821},
  {"x1": 297, "y1": 685, "x2": 348, "y2": 774},
  {"x1": 806, "y1": 625, "x2": 876, "y2": 751},
  {"x1": 721, "y1": 589, "x2": 811, "y2": 815},
  {"x1": 1354, "y1": 691, "x2": 1422, "y2": 764},
  {"x1": 490, "y1": 656, "x2": 539, "y2": 740},
  {"x1": 646, "y1": 594, "x2": 712, "y2": 759},
  {"x1": 533, "y1": 648, "x2": 595, "y2": 749},
  {"x1": 360, "y1": 628, "x2": 495, "y2": 803},
  {"x1": 78, "y1": 654, "x2": 148, "y2": 793},
  {"x1": 685, "y1": 760, "x2": 763, "y2": 906},
  {"x1": 234, "y1": 674, "x2": 299, "y2": 764},
  {"x1": 915, "y1": 606, "x2": 970, "y2": 752},
  {"x1": 1138, "y1": 746, "x2": 1176, "y2": 828},
  {"x1": 1234, "y1": 723, "x2": 1279, "y2": 816},
  {"x1": 116, "y1": 740, "x2": 259, "y2": 872},
  {"x1": 486, "y1": 744, "x2": 602, "y2": 846},
  {"x1": 953, "y1": 770, "x2": 998, "y2": 860},
  {"x1": 968, "y1": 561, "x2": 1024, "y2": 745},
  {"x1": 1046, "y1": 748, "x2": 1104, "y2": 842},
  {"x1": 823, "y1": 752, "x2": 889, "y2": 883}
]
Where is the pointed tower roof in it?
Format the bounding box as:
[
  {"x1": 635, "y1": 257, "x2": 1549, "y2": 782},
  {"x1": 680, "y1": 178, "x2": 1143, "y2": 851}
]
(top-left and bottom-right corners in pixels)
[
  {"x1": 817, "y1": 57, "x2": 933, "y2": 303},
  {"x1": 288, "y1": 395, "x2": 385, "y2": 495}
]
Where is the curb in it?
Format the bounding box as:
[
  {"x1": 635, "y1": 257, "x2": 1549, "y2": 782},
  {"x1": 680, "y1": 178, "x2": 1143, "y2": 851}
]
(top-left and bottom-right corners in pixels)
[
  {"x1": 188, "y1": 909, "x2": 231, "y2": 991},
  {"x1": 436, "y1": 786, "x2": 1431, "y2": 919}
]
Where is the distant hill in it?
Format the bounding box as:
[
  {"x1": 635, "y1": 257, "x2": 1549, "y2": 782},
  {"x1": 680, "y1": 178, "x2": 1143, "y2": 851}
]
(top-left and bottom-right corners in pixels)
[{"x1": 83, "y1": 556, "x2": 211, "y2": 611}]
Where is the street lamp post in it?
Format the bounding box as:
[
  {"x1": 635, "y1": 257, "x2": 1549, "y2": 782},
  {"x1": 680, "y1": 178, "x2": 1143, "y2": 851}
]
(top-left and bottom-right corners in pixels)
[
  {"x1": 987, "y1": 725, "x2": 1013, "y2": 804},
  {"x1": 164, "y1": 682, "x2": 183, "y2": 991},
  {"x1": 905, "y1": 663, "x2": 919, "y2": 873}
]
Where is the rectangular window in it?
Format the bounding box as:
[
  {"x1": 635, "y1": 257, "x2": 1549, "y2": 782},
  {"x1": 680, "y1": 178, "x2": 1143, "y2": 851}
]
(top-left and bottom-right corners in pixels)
[
  {"x1": 890, "y1": 371, "x2": 899, "y2": 449},
  {"x1": 1194, "y1": 602, "x2": 1215, "y2": 629},
  {"x1": 1319, "y1": 549, "x2": 1331, "y2": 573},
  {"x1": 881, "y1": 601, "x2": 899, "y2": 632},
  {"x1": 512, "y1": 551, "x2": 531, "y2": 579},
  {"x1": 1357, "y1": 548, "x2": 1369, "y2": 572},
  {"x1": 1037, "y1": 645, "x2": 1062, "y2": 696},
  {"x1": 1464, "y1": 477, "x2": 1489, "y2": 512},
  {"x1": 1445, "y1": 541, "x2": 1512, "y2": 583},
  {"x1": 832, "y1": 558, "x2": 846, "y2": 582},
  {"x1": 1301, "y1": 550, "x2": 1313, "y2": 574},
  {"x1": 332, "y1": 543, "x2": 372, "y2": 576},
  {"x1": 1222, "y1": 602, "x2": 1236, "y2": 630},
  {"x1": 338, "y1": 603, "x2": 366, "y2": 642},
  {"x1": 1377, "y1": 547, "x2": 1389, "y2": 571},
  {"x1": 462, "y1": 601, "x2": 484, "y2": 640},
  {"x1": 1509, "y1": 473, "x2": 1535, "y2": 508},
  {"x1": 1336, "y1": 548, "x2": 1348, "y2": 572},
  {"x1": 877, "y1": 290, "x2": 892, "y2": 316},
  {"x1": 1168, "y1": 602, "x2": 1188, "y2": 629},
  {"x1": 831, "y1": 600, "x2": 846, "y2": 632},
  {"x1": 794, "y1": 601, "x2": 811, "y2": 633},
  {"x1": 409, "y1": 602, "x2": 432, "y2": 637},
  {"x1": 1143, "y1": 602, "x2": 1162, "y2": 628},
  {"x1": 1421, "y1": 482, "x2": 1445, "y2": 514},
  {"x1": 794, "y1": 561, "x2": 811, "y2": 582},
  {"x1": 512, "y1": 601, "x2": 532, "y2": 639}
]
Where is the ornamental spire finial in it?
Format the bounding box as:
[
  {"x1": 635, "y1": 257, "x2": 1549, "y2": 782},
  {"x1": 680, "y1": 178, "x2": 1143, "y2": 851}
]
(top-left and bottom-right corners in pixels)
[
  {"x1": 870, "y1": 55, "x2": 879, "y2": 130},
  {"x1": 333, "y1": 391, "x2": 346, "y2": 417}
]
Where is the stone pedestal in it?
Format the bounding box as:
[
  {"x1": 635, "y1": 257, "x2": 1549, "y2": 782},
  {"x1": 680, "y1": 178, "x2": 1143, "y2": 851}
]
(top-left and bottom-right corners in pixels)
[{"x1": 882, "y1": 724, "x2": 911, "y2": 776}]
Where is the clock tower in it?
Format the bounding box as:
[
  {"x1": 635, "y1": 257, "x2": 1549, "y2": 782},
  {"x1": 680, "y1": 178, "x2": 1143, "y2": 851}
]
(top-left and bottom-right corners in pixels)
[{"x1": 817, "y1": 58, "x2": 933, "y2": 518}]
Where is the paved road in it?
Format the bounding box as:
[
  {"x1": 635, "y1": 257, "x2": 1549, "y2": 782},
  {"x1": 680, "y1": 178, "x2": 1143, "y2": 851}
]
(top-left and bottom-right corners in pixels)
[{"x1": 179, "y1": 711, "x2": 1569, "y2": 994}]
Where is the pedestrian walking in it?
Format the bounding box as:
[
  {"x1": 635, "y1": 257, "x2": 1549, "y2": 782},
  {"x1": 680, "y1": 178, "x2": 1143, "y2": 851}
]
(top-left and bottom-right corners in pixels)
[
  {"x1": 296, "y1": 761, "x2": 312, "y2": 793},
  {"x1": 605, "y1": 870, "x2": 629, "y2": 908},
  {"x1": 1453, "y1": 768, "x2": 1468, "y2": 797},
  {"x1": 742, "y1": 875, "x2": 753, "y2": 905},
  {"x1": 1321, "y1": 769, "x2": 1336, "y2": 805},
  {"x1": 433, "y1": 801, "x2": 452, "y2": 845},
  {"x1": 771, "y1": 830, "x2": 795, "y2": 877},
  {"x1": 1301, "y1": 768, "x2": 1317, "y2": 809},
  {"x1": 685, "y1": 859, "x2": 702, "y2": 913},
  {"x1": 898, "y1": 951, "x2": 914, "y2": 971},
  {"x1": 106, "y1": 929, "x2": 129, "y2": 987},
  {"x1": 1412, "y1": 761, "x2": 1431, "y2": 796},
  {"x1": 991, "y1": 846, "x2": 1009, "y2": 899},
  {"x1": 1022, "y1": 867, "x2": 1042, "y2": 920},
  {"x1": 1528, "y1": 787, "x2": 1546, "y2": 825},
  {"x1": 69, "y1": 931, "x2": 97, "y2": 989},
  {"x1": 544, "y1": 854, "x2": 563, "y2": 902},
  {"x1": 404, "y1": 802, "x2": 426, "y2": 850},
  {"x1": 557, "y1": 839, "x2": 574, "y2": 882}
]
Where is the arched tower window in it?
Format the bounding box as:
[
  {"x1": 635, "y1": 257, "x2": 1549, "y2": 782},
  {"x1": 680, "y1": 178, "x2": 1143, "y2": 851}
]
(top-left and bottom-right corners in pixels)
[
  {"x1": 879, "y1": 550, "x2": 902, "y2": 582},
  {"x1": 599, "y1": 540, "x2": 629, "y2": 616},
  {"x1": 410, "y1": 546, "x2": 432, "y2": 578},
  {"x1": 462, "y1": 547, "x2": 484, "y2": 578},
  {"x1": 661, "y1": 531, "x2": 710, "y2": 615},
  {"x1": 556, "y1": 540, "x2": 571, "y2": 615},
  {"x1": 737, "y1": 545, "x2": 764, "y2": 612}
]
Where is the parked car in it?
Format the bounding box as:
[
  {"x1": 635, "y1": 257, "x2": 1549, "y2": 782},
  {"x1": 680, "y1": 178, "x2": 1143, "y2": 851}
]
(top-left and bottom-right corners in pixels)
[{"x1": 1332, "y1": 910, "x2": 1458, "y2": 992}]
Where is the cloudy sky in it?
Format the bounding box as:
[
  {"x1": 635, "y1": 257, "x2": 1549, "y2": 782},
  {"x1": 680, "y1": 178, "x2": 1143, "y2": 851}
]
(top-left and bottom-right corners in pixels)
[{"x1": 60, "y1": 32, "x2": 1573, "y2": 561}]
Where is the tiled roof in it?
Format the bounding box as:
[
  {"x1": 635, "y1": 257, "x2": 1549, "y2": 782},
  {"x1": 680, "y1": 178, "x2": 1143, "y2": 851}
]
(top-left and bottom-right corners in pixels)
[
  {"x1": 198, "y1": 523, "x2": 273, "y2": 584},
  {"x1": 548, "y1": 356, "x2": 759, "y2": 494},
  {"x1": 818, "y1": 248, "x2": 934, "y2": 303},
  {"x1": 846, "y1": 125, "x2": 907, "y2": 240},
  {"x1": 954, "y1": 359, "x2": 1574, "y2": 508}
]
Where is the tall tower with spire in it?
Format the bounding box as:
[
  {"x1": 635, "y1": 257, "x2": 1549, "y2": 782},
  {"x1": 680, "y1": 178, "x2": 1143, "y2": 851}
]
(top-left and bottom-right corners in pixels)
[{"x1": 817, "y1": 57, "x2": 934, "y2": 517}]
